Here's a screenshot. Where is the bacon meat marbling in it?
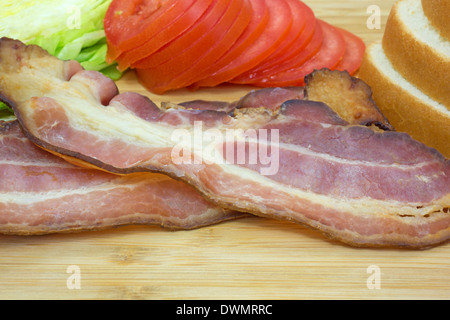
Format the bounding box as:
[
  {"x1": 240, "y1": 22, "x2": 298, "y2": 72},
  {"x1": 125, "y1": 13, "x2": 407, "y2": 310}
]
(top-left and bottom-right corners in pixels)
[
  {"x1": 0, "y1": 120, "x2": 245, "y2": 235},
  {"x1": 0, "y1": 38, "x2": 449, "y2": 248}
]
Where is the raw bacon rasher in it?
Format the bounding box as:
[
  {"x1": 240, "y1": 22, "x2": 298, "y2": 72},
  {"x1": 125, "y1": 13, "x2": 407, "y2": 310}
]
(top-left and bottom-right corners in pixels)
[
  {"x1": 0, "y1": 120, "x2": 245, "y2": 235},
  {"x1": 0, "y1": 38, "x2": 449, "y2": 248}
]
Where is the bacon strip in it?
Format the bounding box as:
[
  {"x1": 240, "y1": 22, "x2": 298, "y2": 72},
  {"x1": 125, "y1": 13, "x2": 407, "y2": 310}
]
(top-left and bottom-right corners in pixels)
[
  {"x1": 0, "y1": 38, "x2": 449, "y2": 248},
  {"x1": 0, "y1": 120, "x2": 245, "y2": 235}
]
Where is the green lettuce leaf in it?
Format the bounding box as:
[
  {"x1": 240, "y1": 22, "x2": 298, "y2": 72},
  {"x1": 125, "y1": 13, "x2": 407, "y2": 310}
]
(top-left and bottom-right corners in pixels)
[
  {"x1": 0, "y1": 0, "x2": 123, "y2": 119},
  {"x1": 0, "y1": 102, "x2": 14, "y2": 121}
]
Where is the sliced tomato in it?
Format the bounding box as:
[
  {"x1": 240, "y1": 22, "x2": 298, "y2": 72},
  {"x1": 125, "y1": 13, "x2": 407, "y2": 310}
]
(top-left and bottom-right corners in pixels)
[
  {"x1": 115, "y1": 0, "x2": 214, "y2": 71},
  {"x1": 188, "y1": 0, "x2": 270, "y2": 90},
  {"x1": 236, "y1": 0, "x2": 309, "y2": 77},
  {"x1": 104, "y1": 0, "x2": 191, "y2": 63},
  {"x1": 333, "y1": 27, "x2": 365, "y2": 75},
  {"x1": 192, "y1": 0, "x2": 293, "y2": 88},
  {"x1": 241, "y1": 20, "x2": 346, "y2": 87},
  {"x1": 136, "y1": 0, "x2": 247, "y2": 94},
  {"x1": 232, "y1": 1, "x2": 316, "y2": 83},
  {"x1": 232, "y1": 17, "x2": 323, "y2": 85},
  {"x1": 152, "y1": 0, "x2": 253, "y2": 92},
  {"x1": 132, "y1": 0, "x2": 231, "y2": 69}
]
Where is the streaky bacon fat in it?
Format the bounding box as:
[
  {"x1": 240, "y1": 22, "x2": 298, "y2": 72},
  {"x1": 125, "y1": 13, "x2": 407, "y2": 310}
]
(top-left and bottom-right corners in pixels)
[
  {"x1": 0, "y1": 120, "x2": 245, "y2": 235},
  {"x1": 0, "y1": 38, "x2": 449, "y2": 248}
]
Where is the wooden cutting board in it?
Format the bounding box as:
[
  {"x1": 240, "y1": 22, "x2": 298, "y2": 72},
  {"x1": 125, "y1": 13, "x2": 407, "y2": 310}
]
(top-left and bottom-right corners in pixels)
[{"x1": 1, "y1": 0, "x2": 449, "y2": 300}]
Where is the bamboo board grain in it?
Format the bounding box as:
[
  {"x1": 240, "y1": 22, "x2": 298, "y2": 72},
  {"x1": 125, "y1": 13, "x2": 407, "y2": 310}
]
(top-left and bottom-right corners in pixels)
[{"x1": 1, "y1": 0, "x2": 449, "y2": 300}]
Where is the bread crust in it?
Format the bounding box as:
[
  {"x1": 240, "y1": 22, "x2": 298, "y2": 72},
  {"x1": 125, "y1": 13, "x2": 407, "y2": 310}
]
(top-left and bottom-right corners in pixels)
[
  {"x1": 382, "y1": 0, "x2": 450, "y2": 108},
  {"x1": 421, "y1": 0, "x2": 450, "y2": 40},
  {"x1": 358, "y1": 42, "x2": 450, "y2": 158}
]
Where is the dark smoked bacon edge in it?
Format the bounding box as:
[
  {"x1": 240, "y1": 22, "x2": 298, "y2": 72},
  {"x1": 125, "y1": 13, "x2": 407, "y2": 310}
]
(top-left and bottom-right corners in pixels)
[
  {"x1": 0, "y1": 38, "x2": 449, "y2": 249},
  {"x1": 303, "y1": 68, "x2": 394, "y2": 131}
]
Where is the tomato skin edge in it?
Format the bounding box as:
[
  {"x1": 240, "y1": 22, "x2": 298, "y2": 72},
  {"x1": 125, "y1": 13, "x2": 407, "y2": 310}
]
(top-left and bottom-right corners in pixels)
[
  {"x1": 104, "y1": 0, "x2": 187, "y2": 63},
  {"x1": 192, "y1": 0, "x2": 294, "y2": 88},
  {"x1": 236, "y1": 0, "x2": 313, "y2": 79},
  {"x1": 160, "y1": 0, "x2": 254, "y2": 91},
  {"x1": 130, "y1": 0, "x2": 233, "y2": 70},
  {"x1": 333, "y1": 27, "x2": 366, "y2": 75},
  {"x1": 111, "y1": 0, "x2": 365, "y2": 93},
  {"x1": 115, "y1": 0, "x2": 215, "y2": 71},
  {"x1": 237, "y1": 20, "x2": 346, "y2": 88},
  {"x1": 231, "y1": 18, "x2": 324, "y2": 85},
  {"x1": 188, "y1": 0, "x2": 270, "y2": 91},
  {"x1": 135, "y1": 0, "x2": 248, "y2": 94}
]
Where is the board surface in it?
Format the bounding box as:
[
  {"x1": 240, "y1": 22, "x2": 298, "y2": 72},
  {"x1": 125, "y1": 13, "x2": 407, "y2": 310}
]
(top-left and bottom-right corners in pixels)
[{"x1": 1, "y1": 0, "x2": 449, "y2": 300}]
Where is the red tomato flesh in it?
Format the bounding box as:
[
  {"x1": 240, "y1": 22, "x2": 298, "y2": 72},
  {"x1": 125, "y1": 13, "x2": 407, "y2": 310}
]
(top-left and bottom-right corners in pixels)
[
  {"x1": 192, "y1": 0, "x2": 293, "y2": 88},
  {"x1": 115, "y1": 0, "x2": 214, "y2": 71},
  {"x1": 132, "y1": 0, "x2": 232, "y2": 69},
  {"x1": 232, "y1": 0, "x2": 316, "y2": 83},
  {"x1": 237, "y1": 20, "x2": 345, "y2": 87},
  {"x1": 241, "y1": 0, "x2": 309, "y2": 75},
  {"x1": 136, "y1": 0, "x2": 249, "y2": 94},
  {"x1": 232, "y1": 17, "x2": 323, "y2": 85},
  {"x1": 105, "y1": 0, "x2": 190, "y2": 63},
  {"x1": 150, "y1": 0, "x2": 253, "y2": 92},
  {"x1": 107, "y1": 0, "x2": 365, "y2": 94},
  {"x1": 333, "y1": 27, "x2": 366, "y2": 75},
  {"x1": 188, "y1": 0, "x2": 270, "y2": 90}
]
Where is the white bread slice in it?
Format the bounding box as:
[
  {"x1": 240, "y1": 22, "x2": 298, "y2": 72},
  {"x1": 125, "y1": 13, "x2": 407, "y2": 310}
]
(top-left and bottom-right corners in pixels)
[
  {"x1": 422, "y1": 0, "x2": 450, "y2": 40},
  {"x1": 358, "y1": 42, "x2": 450, "y2": 158},
  {"x1": 382, "y1": 0, "x2": 450, "y2": 108}
]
